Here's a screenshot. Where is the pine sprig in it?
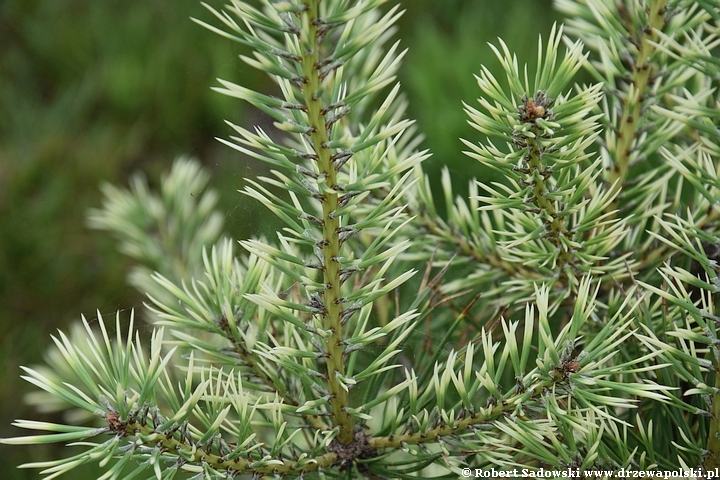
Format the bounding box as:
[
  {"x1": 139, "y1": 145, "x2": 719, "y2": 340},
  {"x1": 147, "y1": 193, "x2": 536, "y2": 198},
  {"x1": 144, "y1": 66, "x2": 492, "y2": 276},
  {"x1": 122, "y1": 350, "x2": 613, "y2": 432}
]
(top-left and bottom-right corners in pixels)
[
  {"x1": 4, "y1": 0, "x2": 720, "y2": 477},
  {"x1": 459, "y1": 25, "x2": 632, "y2": 307}
]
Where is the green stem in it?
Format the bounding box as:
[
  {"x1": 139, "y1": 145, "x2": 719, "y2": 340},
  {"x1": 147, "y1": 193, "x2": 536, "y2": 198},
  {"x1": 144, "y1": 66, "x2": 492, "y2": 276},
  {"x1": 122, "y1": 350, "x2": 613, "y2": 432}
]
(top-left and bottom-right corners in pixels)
[
  {"x1": 300, "y1": 0, "x2": 355, "y2": 444},
  {"x1": 524, "y1": 133, "x2": 573, "y2": 275},
  {"x1": 607, "y1": 0, "x2": 666, "y2": 190},
  {"x1": 369, "y1": 378, "x2": 555, "y2": 450},
  {"x1": 118, "y1": 421, "x2": 338, "y2": 475},
  {"x1": 704, "y1": 367, "x2": 720, "y2": 469},
  {"x1": 108, "y1": 376, "x2": 557, "y2": 474}
]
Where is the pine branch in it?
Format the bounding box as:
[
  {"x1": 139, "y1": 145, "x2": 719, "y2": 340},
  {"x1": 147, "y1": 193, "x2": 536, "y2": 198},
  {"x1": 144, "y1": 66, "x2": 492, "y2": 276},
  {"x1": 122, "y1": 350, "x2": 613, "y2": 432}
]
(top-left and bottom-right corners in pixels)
[
  {"x1": 609, "y1": 0, "x2": 667, "y2": 188},
  {"x1": 297, "y1": 0, "x2": 355, "y2": 443},
  {"x1": 5, "y1": 0, "x2": 720, "y2": 476}
]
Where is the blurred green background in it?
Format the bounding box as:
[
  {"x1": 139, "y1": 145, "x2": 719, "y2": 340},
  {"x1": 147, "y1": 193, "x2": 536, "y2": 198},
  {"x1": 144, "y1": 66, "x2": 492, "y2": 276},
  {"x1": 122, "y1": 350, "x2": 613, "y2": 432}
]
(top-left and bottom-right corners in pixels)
[{"x1": 0, "y1": 0, "x2": 554, "y2": 476}]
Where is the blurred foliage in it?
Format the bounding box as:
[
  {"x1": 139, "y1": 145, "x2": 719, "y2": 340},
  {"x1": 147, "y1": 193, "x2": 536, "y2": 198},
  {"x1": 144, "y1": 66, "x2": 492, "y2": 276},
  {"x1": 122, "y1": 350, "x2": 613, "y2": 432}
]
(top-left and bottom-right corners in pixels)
[{"x1": 0, "y1": 0, "x2": 553, "y2": 477}]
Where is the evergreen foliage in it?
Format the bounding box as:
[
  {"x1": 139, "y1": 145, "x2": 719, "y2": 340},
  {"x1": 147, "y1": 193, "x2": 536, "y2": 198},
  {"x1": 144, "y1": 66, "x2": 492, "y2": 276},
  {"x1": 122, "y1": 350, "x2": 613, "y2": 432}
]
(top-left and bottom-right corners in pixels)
[{"x1": 3, "y1": 0, "x2": 720, "y2": 477}]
